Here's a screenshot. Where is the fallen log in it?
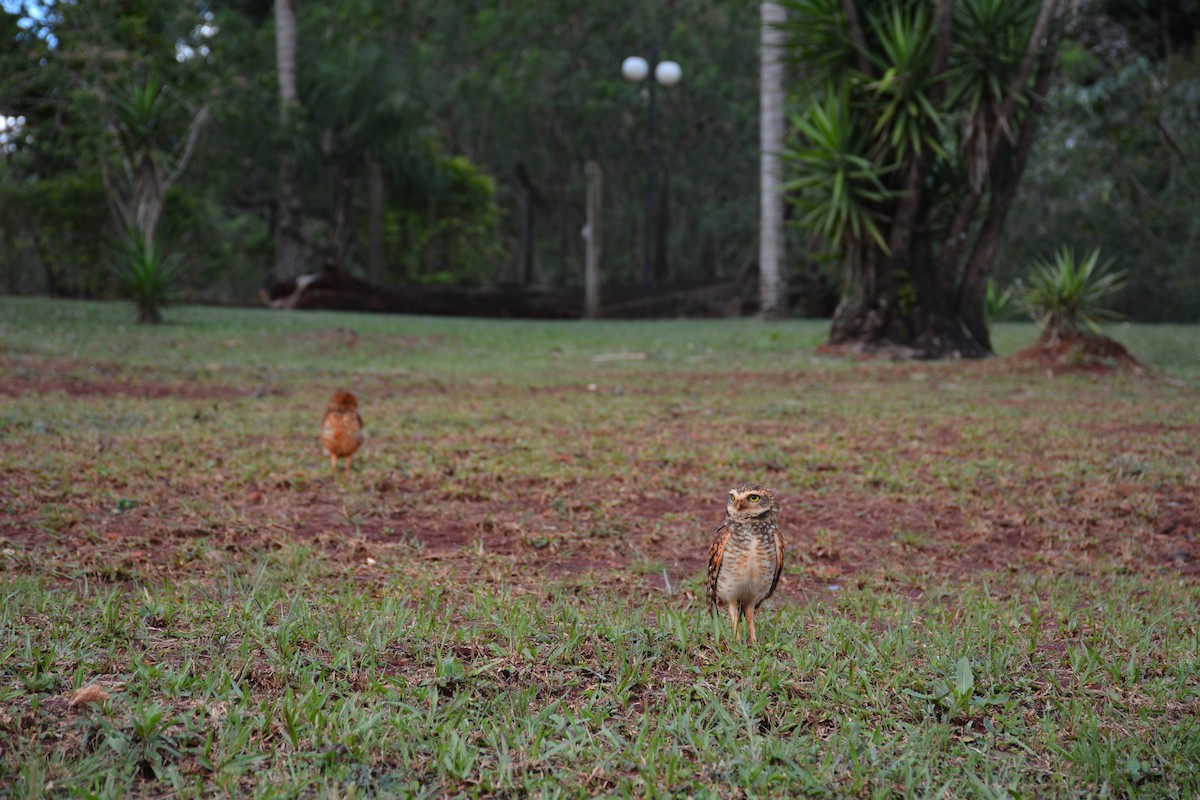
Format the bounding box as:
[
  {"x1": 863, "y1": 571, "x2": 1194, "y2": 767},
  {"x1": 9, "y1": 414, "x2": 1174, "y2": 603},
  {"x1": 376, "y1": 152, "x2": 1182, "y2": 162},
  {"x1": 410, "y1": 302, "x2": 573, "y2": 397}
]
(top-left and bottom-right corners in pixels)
[
  {"x1": 264, "y1": 267, "x2": 837, "y2": 320},
  {"x1": 267, "y1": 269, "x2": 583, "y2": 319}
]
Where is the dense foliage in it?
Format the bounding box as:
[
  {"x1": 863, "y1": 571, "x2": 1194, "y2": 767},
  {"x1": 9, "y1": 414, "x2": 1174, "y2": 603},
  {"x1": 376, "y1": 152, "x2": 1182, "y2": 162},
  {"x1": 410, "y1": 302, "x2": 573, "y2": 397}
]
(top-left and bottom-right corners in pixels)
[
  {"x1": 996, "y1": 4, "x2": 1200, "y2": 322},
  {"x1": 0, "y1": 0, "x2": 1196, "y2": 322},
  {"x1": 1, "y1": 0, "x2": 761, "y2": 306}
]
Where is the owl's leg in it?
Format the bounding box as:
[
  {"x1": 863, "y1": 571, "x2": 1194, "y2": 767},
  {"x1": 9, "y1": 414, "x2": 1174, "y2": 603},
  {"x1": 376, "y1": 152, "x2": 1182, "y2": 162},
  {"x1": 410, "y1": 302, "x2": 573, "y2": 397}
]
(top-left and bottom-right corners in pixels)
[
  {"x1": 745, "y1": 603, "x2": 758, "y2": 644},
  {"x1": 330, "y1": 453, "x2": 339, "y2": 473},
  {"x1": 726, "y1": 603, "x2": 740, "y2": 641},
  {"x1": 344, "y1": 456, "x2": 352, "y2": 475}
]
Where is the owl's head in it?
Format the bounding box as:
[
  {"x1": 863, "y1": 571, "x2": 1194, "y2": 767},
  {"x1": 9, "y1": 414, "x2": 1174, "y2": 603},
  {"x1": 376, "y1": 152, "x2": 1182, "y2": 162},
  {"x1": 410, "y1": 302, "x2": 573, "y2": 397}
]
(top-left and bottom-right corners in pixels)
[
  {"x1": 328, "y1": 390, "x2": 358, "y2": 412},
  {"x1": 726, "y1": 482, "x2": 779, "y2": 519}
]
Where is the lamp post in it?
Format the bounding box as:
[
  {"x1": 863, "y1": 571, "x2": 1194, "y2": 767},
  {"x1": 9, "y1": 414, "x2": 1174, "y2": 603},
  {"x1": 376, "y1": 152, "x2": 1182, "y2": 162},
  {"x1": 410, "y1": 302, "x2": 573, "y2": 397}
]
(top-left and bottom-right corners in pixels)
[{"x1": 621, "y1": 54, "x2": 681, "y2": 296}]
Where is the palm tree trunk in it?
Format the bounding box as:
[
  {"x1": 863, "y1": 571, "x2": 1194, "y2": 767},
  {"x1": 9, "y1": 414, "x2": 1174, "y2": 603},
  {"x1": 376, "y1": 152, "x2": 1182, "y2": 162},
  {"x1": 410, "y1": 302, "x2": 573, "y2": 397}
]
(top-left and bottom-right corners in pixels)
[
  {"x1": 759, "y1": 1, "x2": 788, "y2": 319},
  {"x1": 273, "y1": 0, "x2": 306, "y2": 284}
]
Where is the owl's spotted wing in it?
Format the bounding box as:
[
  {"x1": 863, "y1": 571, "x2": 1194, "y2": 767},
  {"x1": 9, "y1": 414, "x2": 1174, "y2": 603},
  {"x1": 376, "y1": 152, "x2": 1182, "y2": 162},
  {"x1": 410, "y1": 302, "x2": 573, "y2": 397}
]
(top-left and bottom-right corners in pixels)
[
  {"x1": 706, "y1": 522, "x2": 733, "y2": 611},
  {"x1": 758, "y1": 526, "x2": 785, "y2": 609}
]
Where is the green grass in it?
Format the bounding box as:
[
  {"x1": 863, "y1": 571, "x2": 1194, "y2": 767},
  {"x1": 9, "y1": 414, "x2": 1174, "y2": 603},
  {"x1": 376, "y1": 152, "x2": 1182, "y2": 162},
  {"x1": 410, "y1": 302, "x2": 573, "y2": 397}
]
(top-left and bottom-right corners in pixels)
[
  {"x1": 0, "y1": 296, "x2": 832, "y2": 380},
  {"x1": 2, "y1": 564, "x2": 1198, "y2": 797},
  {"x1": 1, "y1": 297, "x2": 1199, "y2": 797},
  {"x1": 3, "y1": 297, "x2": 1197, "y2": 382}
]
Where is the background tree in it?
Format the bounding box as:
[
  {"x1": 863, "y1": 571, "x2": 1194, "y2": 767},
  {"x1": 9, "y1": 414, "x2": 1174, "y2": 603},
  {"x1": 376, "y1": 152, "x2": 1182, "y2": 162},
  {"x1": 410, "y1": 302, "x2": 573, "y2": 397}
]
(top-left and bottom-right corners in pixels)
[
  {"x1": 782, "y1": 0, "x2": 1065, "y2": 356},
  {"x1": 996, "y1": 1, "x2": 1200, "y2": 322},
  {"x1": 104, "y1": 78, "x2": 207, "y2": 249},
  {"x1": 0, "y1": 0, "x2": 221, "y2": 297},
  {"x1": 299, "y1": 37, "x2": 425, "y2": 273},
  {"x1": 393, "y1": 0, "x2": 761, "y2": 291},
  {"x1": 2, "y1": 0, "x2": 766, "y2": 304},
  {"x1": 287, "y1": 5, "x2": 500, "y2": 287}
]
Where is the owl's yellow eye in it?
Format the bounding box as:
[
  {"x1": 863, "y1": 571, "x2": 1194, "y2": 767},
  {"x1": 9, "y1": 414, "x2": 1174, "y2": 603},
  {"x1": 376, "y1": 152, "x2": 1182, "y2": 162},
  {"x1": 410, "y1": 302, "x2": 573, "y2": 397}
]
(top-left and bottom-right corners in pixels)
[{"x1": 748, "y1": 494, "x2": 761, "y2": 502}]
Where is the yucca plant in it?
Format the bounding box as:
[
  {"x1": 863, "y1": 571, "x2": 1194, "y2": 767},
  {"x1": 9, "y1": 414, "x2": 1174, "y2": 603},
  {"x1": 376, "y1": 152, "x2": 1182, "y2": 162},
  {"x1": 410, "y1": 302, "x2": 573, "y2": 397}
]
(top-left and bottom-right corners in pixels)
[
  {"x1": 1022, "y1": 246, "x2": 1126, "y2": 338},
  {"x1": 780, "y1": 0, "x2": 1059, "y2": 358},
  {"x1": 111, "y1": 228, "x2": 180, "y2": 324}
]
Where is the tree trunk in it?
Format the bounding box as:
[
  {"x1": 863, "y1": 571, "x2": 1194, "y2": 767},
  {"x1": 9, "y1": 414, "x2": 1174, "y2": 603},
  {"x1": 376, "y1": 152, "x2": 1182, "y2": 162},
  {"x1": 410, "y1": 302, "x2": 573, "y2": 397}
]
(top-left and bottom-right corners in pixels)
[
  {"x1": 935, "y1": 0, "x2": 1062, "y2": 296},
  {"x1": 273, "y1": 0, "x2": 306, "y2": 284},
  {"x1": 131, "y1": 155, "x2": 163, "y2": 249},
  {"x1": 29, "y1": 227, "x2": 64, "y2": 296},
  {"x1": 367, "y1": 157, "x2": 384, "y2": 285},
  {"x1": 330, "y1": 162, "x2": 355, "y2": 270},
  {"x1": 515, "y1": 162, "x2": 535, "y2": 285},
  {"x1": 956, "y1": 44, "x2": 1060, "y2": 349},
  {"x1": 106, "y1": 87, "x2": 206, "y2": 254},
  {"x1": 885, "y1": 0, "x2": 953, "y2": 321},
  {"x1": 759, "y1": 1, "x2": 788, "y2": 319},
  {"x1": 828, "y1": 234, "x2": 992, "y2": 358}
]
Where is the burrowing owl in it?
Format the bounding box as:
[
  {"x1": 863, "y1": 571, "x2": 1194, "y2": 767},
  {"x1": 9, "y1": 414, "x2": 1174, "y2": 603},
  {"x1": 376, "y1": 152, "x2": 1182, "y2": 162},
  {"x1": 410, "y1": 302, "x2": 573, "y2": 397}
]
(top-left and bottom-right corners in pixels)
[
  {"x1": 321, "y1": 390, "x2": 364, "y2": 474},
  {"x1": 706, "y1": 483, "x2": 784, "y2": 643}
]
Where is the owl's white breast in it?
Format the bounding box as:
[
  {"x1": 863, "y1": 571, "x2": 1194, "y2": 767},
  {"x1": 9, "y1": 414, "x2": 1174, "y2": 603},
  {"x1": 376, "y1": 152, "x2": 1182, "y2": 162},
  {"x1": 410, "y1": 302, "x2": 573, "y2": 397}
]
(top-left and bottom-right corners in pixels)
[{"x1": 714, "y1": 531, "x2": 777, "y2": 608}]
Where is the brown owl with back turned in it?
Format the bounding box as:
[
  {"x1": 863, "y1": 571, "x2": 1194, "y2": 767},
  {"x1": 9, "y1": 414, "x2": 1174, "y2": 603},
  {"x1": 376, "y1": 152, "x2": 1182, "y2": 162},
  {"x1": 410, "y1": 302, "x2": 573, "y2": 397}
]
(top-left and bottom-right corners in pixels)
[
  {"x1": 321, "y1": 390, "x2": 364, "y2": 475},
  {"x1": 706, "y1": 482, "x2": 784, "y2": 643}
]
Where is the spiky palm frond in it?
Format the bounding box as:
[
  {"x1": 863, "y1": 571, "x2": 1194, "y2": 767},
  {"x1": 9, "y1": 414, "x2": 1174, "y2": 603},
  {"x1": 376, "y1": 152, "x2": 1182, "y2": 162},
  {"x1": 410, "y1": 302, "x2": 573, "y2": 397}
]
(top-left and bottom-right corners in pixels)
[
  {"x1": 951, "y1": 0, "x2": 1039, "y2": 112},
  {"x1": 779, "y1": 0, "x2": 859, "y2": 91},
  {"x1": 782, "y1": 0, "x2": 945, "y2": 258},
  {"x1": 110, "y1": 78, "x2": 174, "y2": 158},
  {"x1": 948, "y1": 0, "x2": 1041, "y2": 187},
  {"x1": 782, "y1": 89, "x2": 898, "y2": 253},
  {"x1": 864, "y1": 4, "x2": 946, "y2": 160}
]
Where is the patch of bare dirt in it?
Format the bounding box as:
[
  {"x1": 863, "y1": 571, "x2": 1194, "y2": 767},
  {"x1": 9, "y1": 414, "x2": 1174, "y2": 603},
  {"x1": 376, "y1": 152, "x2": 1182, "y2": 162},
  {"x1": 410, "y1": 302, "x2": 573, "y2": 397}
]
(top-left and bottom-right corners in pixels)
[
  {"x1": 0, "y1": 358, "x2": 244, "y2": 400},
  {"x1": 6, "y1": 462, "x2": 1196, "y2": 607},
  {"x1": 3, "y1": 349, "x2": 1196, "y2": 601},
  {"x1": 1010, "y1": 331, "x2": 1147, "y2": 374}
]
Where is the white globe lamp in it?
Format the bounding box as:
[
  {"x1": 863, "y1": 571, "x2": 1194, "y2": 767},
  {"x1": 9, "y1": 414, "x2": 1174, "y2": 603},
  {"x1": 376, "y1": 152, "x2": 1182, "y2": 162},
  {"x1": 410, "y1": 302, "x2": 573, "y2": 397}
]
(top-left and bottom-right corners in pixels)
[
  {"x1": 654, "y1": 60, "x2": 682, "y2": 86},
  {"x1": 621, "y1": 56, "x2": 650, "y2": 83}
]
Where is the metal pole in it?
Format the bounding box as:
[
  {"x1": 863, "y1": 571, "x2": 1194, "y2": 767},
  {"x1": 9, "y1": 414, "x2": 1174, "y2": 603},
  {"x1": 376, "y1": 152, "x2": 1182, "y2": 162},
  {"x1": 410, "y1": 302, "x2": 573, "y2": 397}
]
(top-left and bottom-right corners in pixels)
[
  {"x1": 643, "y1": 74, "x2": 656, "y2": 297},
  {"x1": 584, "y1": 160, "x2": 603, "y2": 319}
]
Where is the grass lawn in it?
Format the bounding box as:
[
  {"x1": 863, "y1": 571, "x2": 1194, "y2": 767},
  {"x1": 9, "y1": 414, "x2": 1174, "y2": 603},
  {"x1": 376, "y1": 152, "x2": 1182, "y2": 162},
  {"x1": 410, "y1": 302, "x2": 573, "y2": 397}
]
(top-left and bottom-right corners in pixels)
[{"x1": 1, "y1": 296, "x2": 1198, "y2": 798}]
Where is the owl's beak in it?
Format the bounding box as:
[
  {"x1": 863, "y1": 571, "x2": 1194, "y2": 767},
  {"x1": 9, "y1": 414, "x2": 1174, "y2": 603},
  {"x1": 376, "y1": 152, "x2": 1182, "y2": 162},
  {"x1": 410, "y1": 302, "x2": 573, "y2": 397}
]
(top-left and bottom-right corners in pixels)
[{"x1": 732, "y1": 499, "x2": 744, "y2": 512}]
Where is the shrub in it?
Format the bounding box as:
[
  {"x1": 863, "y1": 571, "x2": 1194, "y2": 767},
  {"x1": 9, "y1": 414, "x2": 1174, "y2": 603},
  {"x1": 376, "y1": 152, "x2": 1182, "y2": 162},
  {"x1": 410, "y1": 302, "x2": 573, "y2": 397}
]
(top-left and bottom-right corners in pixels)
[
  {"x1": 1022, "y1": 246, "x2": 1126, "y2": 338},
  {"x1": 111, "y1": 229, "x2": 180, "y2": 324}
]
